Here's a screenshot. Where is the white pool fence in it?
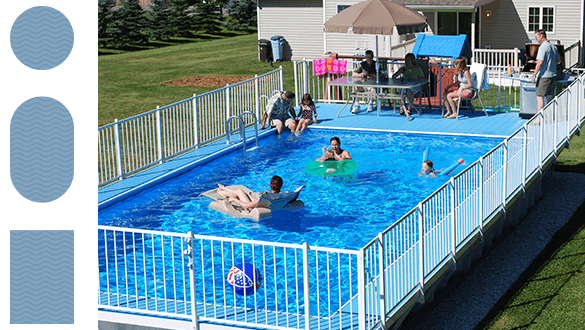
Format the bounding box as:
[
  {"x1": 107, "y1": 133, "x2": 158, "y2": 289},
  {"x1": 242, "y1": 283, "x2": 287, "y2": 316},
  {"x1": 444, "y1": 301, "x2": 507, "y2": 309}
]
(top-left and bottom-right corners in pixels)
[
  {"x1": 98, "y1": 73, "x2": 585, "y2": 329},
  {"x1": 98, "y1": 68, "x2": 283, "y2": 187}
]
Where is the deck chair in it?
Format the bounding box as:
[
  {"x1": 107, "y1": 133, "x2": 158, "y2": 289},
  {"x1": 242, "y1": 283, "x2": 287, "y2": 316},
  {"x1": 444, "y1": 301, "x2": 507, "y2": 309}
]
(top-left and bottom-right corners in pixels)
[
  {"x1": 447, "y1": 63, "x2": 489, "y2": 120},
  {"x1": 200, "y1": 185, "x2": 305, "y2": 220},
  {"x1": 411, "y1": 57, "x2": 432, "y2": 116}
]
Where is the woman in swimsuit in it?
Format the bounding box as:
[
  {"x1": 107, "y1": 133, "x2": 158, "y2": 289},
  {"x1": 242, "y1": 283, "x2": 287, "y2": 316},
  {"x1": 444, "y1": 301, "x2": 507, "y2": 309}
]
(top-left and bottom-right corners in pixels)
[
  {"x1": 329, "y1": 136, "x2": 352, "y2": 160},
  {"x1": 217, "y1": 176, "x2": 283, "y2": 209}
]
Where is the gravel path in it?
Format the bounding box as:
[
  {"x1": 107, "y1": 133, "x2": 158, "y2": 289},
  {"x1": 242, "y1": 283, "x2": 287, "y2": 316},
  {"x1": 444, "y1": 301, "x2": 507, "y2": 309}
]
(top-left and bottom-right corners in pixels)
[{"x1": 403, "y1": 171, "x2": 585, "y2": 330}]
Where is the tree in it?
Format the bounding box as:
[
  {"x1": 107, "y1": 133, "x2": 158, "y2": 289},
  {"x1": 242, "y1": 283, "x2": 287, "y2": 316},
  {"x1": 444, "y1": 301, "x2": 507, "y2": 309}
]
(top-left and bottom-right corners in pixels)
[
  {"x1": 194, "y1": 0, "x2": 223, "y2": 34},
  {"x1": 224, "y1": 0, "x2": 257, "y2": 31},
  {"x1": 146, "y1": 0, "x2": 174, "y2": 40},
  {"x1": 98, "y1": 0, "x2": 117, "y2": 47},
  {"x1": 109, "y1": 0, "x2": 149, "y2": 48},
  {"x1": 169, "y1": 0, "x2": 196, "y2": 37}
]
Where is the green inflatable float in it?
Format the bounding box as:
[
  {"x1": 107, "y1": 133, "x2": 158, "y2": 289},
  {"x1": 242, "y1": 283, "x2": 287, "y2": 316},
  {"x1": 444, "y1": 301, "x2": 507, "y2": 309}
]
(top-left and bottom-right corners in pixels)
[{"x1": 305, "y1": 160, "x2": 357, "y2": 177}]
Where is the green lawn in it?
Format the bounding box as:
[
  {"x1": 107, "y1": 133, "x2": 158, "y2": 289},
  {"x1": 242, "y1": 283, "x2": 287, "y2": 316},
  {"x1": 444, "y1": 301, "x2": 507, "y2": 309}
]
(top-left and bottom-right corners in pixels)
[
  {"x1": 99, "y1": 32, "x2": 296, "y2": 127},
  {"x1": 479, "y1": 196, "x2": 585, "y2": 330}
]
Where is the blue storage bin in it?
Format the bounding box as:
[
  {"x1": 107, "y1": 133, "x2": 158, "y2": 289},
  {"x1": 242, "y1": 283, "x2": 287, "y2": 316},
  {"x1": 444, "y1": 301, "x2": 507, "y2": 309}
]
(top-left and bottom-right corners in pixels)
[{"x1": 270, "y1": 35, "x2": 285, "y2": 61}]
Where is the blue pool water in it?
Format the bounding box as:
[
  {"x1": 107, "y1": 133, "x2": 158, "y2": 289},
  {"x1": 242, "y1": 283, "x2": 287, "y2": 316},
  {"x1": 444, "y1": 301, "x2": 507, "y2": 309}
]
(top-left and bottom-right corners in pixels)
[{"x1": 99, "y1": 130, "x2": 502, "y2": 250}]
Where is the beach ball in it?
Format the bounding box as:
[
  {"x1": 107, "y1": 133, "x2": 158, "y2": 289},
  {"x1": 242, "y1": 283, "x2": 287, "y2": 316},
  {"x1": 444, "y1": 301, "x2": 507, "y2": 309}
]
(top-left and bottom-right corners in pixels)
[{"x1": 227, "y1": 263, "x2": 262, "y2": 296}]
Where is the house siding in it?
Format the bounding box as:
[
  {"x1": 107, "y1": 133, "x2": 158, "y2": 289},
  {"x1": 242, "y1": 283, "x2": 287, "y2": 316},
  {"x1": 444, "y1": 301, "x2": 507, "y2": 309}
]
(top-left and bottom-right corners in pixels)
[
  {"x1": 481, "y1": 0, "x2": 582, "y2": 50},
  {"x1": 257, "y1": 0, "x2": 324, "y2": 60}
]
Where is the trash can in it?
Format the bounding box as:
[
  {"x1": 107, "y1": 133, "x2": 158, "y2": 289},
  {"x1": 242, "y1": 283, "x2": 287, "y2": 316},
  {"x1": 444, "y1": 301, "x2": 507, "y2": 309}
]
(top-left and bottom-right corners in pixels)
[
  {"x1": 258, "y1": 39, "x2": 272, "y2": 62},
  {"x1": 270, "y1": 35, "x2": 285, "y2": 62}
]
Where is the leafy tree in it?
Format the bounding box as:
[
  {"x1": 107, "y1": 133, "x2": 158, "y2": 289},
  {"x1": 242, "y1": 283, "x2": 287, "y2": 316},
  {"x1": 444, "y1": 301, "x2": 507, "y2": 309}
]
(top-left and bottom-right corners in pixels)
[
  {"x1": 146, "y1": 0, "x2": 174, "y2": 40},
  {"x1": 98, "y1": 0, "x2": 117, "y2": 47},
  {"x1": 194, "y1": 0, "x2": 223, "y2": 34},
  {"x1": 224, "y1": 0, "x2": 257, "y2": 31},
  {"x1": 169, "y1": 0, "x2": 196, "y2": 37},
  {"x1": 109, "y1": 0, "x2": 149, "y2": 48}
]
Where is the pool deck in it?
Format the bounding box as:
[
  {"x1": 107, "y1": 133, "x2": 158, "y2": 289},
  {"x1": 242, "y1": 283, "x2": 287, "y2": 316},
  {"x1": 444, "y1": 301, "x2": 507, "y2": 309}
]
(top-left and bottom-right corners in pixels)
[{"x1": 98, "y1": 104, "x2": 528, "y2": 208}]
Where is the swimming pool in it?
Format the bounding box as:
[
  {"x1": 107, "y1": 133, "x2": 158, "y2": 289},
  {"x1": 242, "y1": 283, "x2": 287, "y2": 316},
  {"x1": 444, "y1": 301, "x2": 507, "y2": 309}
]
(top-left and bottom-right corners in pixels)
[{"x1": 99, "y1": 129, "x2": 502, "y2": 250}]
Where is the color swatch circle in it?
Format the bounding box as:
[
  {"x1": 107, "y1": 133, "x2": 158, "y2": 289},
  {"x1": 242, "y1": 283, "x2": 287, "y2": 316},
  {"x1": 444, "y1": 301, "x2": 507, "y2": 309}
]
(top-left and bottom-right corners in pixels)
[{"x1": 11, "y1": 6, "x2": 74, "y2": 70}]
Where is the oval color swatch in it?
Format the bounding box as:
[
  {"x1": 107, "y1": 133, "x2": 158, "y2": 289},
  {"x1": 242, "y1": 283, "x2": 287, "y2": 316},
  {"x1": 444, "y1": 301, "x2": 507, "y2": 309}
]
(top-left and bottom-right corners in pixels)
[
  {"x1": 11, "y1": 6, "x2": 74, "y2": 70},
  {"x1": 11, "y1": 97, "x2": 74, "y2": 203}
]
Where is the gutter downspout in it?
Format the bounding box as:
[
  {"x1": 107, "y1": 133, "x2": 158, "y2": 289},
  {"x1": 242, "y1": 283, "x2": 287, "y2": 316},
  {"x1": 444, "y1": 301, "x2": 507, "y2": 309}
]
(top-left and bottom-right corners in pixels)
[{"x1": 579, "y1": 2, "x2": 585, "y2": 67}]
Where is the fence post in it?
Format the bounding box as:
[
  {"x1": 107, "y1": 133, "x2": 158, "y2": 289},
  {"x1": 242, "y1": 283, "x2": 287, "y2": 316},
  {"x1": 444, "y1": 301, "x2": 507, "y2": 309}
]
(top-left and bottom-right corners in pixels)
[
  {"x1": 303, "y1": 59, "x2": 308, "y2": 97},
  {"x1": 522, "y1": 125, "x2": 527, "y2": 196},
  {"x1": 479, "y1": 156, "x2": 485, "y2": 239},
  {"x1": 279, "y1": 66, "x2": 284, "y2": 92},
  {"x1": 377, "y1": 233, "x2": 386, "y2": 328},
  {"x1": 502, "y1": 139, "x2": 508, "y2": 215},
  {"x1": 156, "y1": 106, "x2": 163, "y2": 163},
  {"x1": 114, "y1": 119, "x2": 123, "y2": 180},
  {"x1": 294, "y1": 62, "x2": 299, "y2": 108},
  {"x1": 302, "y1": 242, "x2": 311, "y2": 330},
  {"x1": 538, "y1": 112, "x2": 544, "y2": 176},
  {"x1": 417, "y1": 202, "x2": 425, "y2": 303},
  {"x1": 254, "y1": 75, "x2": 260, "y2": 121},
  {"x1": 357, "y1": 248, "x2": 366, "y2": 330},
  {"x1": 184, "y1": 232, "x2": 199, "y2": 330},
  {"x1": 450, "y1": 177, "x2": 456, "y2": 262},
  {"x1": 513, "y1": 47, "x2": 519, "y2": 67},
  {"x1": 192, "y1": 94, "x2": 199, "y2": 149},
  {"x1": 226, "y1": 83, "x2": 231, "y2": 121}
]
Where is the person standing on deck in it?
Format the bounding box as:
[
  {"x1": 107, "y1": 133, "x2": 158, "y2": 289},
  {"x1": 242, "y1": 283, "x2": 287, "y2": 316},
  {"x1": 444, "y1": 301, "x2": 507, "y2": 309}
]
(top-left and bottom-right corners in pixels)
[{"x1": 532, "y1": 29, "x2": 561, "y2": 112}]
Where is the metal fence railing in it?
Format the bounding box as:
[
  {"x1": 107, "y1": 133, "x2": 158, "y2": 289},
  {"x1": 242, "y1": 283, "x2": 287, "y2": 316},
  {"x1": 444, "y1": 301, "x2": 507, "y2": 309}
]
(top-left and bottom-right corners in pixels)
[
  {"x1": 99, "y1": 73, "x2": 584, "y2": 330},
  {"x1": 98, "y1": 68, "x2": 283, "y2": 187},
  {"x1": 293, "y1": 60, "x2": 528, "y2": 112}
]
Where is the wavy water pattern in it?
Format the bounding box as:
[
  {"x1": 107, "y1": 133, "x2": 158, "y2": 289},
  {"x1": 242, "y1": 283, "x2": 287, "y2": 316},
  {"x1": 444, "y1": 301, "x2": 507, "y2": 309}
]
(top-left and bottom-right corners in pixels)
[
  {"x1": 11, "y1": 6, "x2": 74, "y2": 70},
  {"x1": 11, "y1": 97, "x2": 74, "y2": 203},
  {"x1": 11, "y1": 230, "x2": 74, "y2": 324}
]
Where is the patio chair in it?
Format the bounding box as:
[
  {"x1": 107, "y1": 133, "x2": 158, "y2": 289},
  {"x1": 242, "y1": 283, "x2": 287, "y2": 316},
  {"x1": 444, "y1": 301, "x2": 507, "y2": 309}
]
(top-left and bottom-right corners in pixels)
[{"x1": 446, "y1": 63, "x2": 489, "y2": 120}]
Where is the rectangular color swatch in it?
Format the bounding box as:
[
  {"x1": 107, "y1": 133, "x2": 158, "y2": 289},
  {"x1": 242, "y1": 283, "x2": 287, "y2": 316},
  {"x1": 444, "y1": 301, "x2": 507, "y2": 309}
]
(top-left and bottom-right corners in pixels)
[{"x1": 11, "y1": 230, "x2": 74, "y2": 324}]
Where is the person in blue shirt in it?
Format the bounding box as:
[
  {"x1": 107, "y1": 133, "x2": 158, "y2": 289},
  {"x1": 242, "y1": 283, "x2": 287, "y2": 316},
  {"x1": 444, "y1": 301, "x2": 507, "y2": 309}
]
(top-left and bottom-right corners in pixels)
[{"x1": 532, "y1": 29, "x2": 561, "y2": 112}]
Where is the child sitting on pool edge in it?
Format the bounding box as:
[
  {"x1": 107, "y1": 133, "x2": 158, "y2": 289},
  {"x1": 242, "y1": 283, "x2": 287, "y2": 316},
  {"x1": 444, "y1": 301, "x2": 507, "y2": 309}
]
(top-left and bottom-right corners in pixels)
[{"x1": 419, "y1": 160, "x2": 437, "y2": 177}]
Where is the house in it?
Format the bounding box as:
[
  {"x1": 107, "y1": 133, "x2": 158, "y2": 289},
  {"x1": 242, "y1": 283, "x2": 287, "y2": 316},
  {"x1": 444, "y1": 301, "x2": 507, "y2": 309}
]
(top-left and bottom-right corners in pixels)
[{"x1": 257, "y1": 0, "x2": 584, "y2": 65}]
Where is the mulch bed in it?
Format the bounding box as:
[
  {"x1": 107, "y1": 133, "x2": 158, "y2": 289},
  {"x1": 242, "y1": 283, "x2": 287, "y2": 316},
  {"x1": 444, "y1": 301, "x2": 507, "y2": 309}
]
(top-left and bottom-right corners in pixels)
[{"x1": 161, "y1": 75, "x2": 255, "y2": 87}]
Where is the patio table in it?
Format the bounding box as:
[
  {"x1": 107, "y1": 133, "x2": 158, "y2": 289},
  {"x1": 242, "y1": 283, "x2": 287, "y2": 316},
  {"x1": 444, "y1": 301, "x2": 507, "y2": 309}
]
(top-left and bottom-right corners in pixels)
[{"x1": 329, "y1": 76, "x2": 426, "y2": 121}]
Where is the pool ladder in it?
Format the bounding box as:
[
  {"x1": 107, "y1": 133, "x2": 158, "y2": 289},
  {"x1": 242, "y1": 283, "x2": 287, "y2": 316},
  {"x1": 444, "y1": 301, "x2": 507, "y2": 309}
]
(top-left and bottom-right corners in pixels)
[{"x1": 225, "y1": 111, "x2": 259, "y2": 153}]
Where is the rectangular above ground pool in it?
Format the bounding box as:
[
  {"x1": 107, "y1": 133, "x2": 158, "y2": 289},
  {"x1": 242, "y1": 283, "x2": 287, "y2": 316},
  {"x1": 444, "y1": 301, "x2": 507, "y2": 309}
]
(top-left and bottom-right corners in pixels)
[{"x1": 99, "y1": 129, "x2": 503, "y2": 250}]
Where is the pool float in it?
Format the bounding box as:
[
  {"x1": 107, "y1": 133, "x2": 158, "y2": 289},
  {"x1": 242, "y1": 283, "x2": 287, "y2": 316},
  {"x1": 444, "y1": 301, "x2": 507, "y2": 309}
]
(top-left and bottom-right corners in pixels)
[
  {"x1": 437, "y1": 158, "x2": 464, "y2": 176},
  {"x1": 422, "y1": 147, "x2": 463, "y2": 176},
  {"x1": 200, "y1": 185, "x2": 305, "y2": 220},
  {"x1": 422, "y1": 146, "x2": 431, "y2": 162},
  {"x1": 305, "y1": 159, "x2": 357, "y2": 177}
]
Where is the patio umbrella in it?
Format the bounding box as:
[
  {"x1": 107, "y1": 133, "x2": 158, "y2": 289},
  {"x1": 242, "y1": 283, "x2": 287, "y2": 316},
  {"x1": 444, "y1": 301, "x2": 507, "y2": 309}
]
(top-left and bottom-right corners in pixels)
[{"x1": 324, "y1": 0, "x2": 427, "y2": 83}]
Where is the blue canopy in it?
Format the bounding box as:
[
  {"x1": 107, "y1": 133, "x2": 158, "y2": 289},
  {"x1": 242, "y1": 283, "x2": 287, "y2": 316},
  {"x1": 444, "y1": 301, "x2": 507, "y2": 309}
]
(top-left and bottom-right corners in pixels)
[{"x1": 411, "y1": 34, "x2": 473, "y2": 60}]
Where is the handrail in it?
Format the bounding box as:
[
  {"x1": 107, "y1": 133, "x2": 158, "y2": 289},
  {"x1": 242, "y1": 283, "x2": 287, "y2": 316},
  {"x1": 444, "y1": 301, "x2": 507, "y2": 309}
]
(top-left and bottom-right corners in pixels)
[
  {"x1": 239, "y1": 111, "x2": 259, "y2": 148},
  {"x1": 225, "y1": 116, "x2": 246, "y2": 153}
]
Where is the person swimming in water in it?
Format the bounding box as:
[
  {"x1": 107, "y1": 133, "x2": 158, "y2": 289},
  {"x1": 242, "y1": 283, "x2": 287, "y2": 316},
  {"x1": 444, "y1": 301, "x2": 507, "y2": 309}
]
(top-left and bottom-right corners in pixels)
[
  {"x1": 328, "y1": 136, "x2": 351, "y2": 160},
  {"x1": 419, "y1": 160, "x2": 437, "y2": 177}
]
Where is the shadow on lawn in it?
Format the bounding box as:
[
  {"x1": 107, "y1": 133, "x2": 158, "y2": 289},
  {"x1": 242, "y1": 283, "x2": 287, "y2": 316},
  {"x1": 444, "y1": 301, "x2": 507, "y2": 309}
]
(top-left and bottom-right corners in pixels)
[
  {"x1": 98, "y1": 31, "x2": 252, "y2": 56},
  {"x1": 476, "y1": 191, "x2": 585, "y2": 329}
]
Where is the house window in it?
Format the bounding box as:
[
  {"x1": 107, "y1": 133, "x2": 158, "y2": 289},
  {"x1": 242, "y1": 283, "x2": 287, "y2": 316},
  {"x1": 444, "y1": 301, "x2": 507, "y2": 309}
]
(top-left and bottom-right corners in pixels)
[
  {"x1": 337, "y1": 5, "x2": 351, "y2": 13},
  {"x1": 528, "y1": 7, "x2": 554, "y2": 32}
]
